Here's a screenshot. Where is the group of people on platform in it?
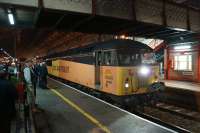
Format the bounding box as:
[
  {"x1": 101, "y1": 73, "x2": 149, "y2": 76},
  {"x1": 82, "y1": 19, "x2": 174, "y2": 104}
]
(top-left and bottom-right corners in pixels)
[
  {"x1": 0, "y1": 59, "x2": 48, "y2": 133},
  {"x1": 23, "y1": 60, "x2": 48, "y2": 91},
  {"x1": 23, "y1": 60, "x2": 48, "y2": 109}
]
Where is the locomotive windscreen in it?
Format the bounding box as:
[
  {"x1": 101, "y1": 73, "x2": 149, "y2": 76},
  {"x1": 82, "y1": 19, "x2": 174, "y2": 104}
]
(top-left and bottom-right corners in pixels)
[
  {"x1": 141, "y1": 53, "x2": 156, "y2": 64},
  {"x1": 101, "y1": 49, "x2": 156, "y2": 66}
]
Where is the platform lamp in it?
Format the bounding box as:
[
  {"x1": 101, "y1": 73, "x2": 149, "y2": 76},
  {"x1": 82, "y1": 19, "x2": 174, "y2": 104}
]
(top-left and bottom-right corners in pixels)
[{"x1": 7, "y1": 9, "x2": 15, "y2": 25}]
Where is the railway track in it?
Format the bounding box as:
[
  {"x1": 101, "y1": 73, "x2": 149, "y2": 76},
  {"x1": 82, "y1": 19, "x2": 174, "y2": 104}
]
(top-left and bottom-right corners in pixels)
[
  {"x1": 158, "y1": 87, "x2": 200, "y2": 111},
  {"x1": 142, "y1": 104, "x2": 200, "y2": 133},
  {"x1": 128, "y1": 108, "x2": 190, "y2": 133},
  {"x1": 154, "y1": 102, "x2": 200, "y2": 122}
]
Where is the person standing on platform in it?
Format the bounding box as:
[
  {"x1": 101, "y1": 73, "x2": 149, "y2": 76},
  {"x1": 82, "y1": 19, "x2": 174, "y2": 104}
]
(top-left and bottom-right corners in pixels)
[
  {"x1": 31, "y1": 62, "x2": 38, "y2": 103},
  {"x1": 0, "y1": 66, "x2": 18, "y2": 133},
  {"x1": 23, "y1": 62, "x2": 32, "y2": 87},
  {"x1": 39, "y1": 62, "x2": 48, "y2": 89},
  {"x1": 23, "y1": 62, "x2": 36, "y2": 111},
  {"x1": 35, "y1": 60, "x2": 41, "y2": 84}
]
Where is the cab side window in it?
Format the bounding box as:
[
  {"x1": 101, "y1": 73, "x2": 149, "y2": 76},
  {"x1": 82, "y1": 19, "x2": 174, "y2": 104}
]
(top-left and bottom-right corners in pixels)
[
  {"x1": 104, "y1": 51, "x2": 111, "y2": 65},
  {"x1": 103, "y1": 51, "x2": 118, "y2": 66}
]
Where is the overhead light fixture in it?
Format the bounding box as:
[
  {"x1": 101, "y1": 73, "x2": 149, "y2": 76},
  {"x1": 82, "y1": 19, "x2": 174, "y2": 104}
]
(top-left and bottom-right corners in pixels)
[
  {"x1": 171, "y1": 42, "x2": 198, "y2": 46},
  {"x1": 174, "y1": 45, "x2": 191, "y2": 50},
  {"x1": 171, "y1": 27, "x2": 187, "y2": 32},
  {"x1": 7, "y1": 9, "x2": 15, "y2": 25}
]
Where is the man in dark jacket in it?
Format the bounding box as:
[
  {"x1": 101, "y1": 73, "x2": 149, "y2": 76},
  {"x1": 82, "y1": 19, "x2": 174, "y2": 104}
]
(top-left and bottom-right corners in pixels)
[
  {"x1": 31, "y1": 63, "x2": 38, "y2": 98},
  {"x1": 39, "y1": 62, "x2": 48, "y2": 89},
  {"x1": 0, "y1": 66, "x2": 18, "y2": 133}
]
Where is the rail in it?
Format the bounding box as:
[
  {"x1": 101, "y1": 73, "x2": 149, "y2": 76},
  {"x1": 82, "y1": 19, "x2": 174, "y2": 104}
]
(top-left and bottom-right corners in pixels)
[{"x1": 133, "y1": 111, "x2": 191, "y2": 133}]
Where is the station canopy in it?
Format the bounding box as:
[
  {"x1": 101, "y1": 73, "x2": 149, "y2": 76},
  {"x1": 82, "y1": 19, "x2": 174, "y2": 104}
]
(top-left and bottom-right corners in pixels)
[{"x1": 0, "y1": 0, "x2": 199, "y2": 58}]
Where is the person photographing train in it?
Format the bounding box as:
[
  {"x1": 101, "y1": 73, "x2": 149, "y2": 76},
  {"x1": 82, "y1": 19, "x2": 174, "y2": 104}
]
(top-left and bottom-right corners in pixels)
[{"x1": 0, "y1": 65, "x2": 18, "y2": 133}]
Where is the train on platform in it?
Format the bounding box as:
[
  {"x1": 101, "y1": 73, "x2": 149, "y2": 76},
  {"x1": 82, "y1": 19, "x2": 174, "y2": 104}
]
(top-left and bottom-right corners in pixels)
[{"x1": 46, "y1": 39, "x2": 165, "y2": 106}]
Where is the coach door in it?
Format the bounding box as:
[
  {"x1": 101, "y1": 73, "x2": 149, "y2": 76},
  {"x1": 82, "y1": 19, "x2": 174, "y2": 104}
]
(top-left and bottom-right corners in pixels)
[{"x1": 95, "y1": 51, "x2": 102, "y2": 89}]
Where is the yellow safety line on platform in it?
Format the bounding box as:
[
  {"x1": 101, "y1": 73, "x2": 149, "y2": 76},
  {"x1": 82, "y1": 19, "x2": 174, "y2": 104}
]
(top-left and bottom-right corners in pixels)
[{"x1": 50, "y1": 89, "x2": 111, "y2": 133}]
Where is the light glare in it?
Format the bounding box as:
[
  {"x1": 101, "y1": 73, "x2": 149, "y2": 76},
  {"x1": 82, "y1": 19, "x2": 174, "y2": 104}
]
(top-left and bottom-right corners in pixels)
[{"x1": 139, "y1": 66, "x2": 150, "y2": 76}]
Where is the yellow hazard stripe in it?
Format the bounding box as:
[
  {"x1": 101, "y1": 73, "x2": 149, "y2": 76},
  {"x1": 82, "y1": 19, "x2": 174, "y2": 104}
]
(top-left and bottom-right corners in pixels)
[{"x1": 50, "y1": 89, "x2": 111, "y2": 133}]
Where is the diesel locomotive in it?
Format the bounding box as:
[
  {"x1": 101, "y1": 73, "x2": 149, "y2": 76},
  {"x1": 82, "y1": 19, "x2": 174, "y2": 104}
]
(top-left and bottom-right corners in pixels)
[{"x1": 46, "y1": 39, "x2": 164, "y2": 105}]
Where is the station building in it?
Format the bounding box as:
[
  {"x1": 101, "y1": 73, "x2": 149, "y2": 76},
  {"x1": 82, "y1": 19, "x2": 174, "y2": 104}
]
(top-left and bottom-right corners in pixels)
[{"x1": 164, "y1": 43, "x2": 200, "y2": 82}]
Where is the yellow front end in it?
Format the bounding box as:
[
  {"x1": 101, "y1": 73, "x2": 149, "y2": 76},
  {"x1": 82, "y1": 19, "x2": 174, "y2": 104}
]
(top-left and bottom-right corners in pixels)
[{"x1": 102, "y1": 66, "x2": 159, "y2": 96}]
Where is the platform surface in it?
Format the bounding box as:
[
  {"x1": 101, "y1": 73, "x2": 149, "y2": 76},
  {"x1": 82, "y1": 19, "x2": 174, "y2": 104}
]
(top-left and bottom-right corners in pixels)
[
  {"x1": 163, "y1": 80, "x2": 200, "y2": 92},
  {"x1": 35, "y1": 77, "x2": 177, "y2": 133}
]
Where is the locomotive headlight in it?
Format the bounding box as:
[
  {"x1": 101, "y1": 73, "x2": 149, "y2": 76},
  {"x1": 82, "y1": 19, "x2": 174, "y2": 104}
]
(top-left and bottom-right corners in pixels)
[
  {"x1": 125, "y1": 78, "x2": 129, "y2": 88},
  {"x1": 139, "y1": 66, "x2": 150, "y2": 76},
  {"x1": 125, "y1": 83, "x2": 129, "y2": 88}
]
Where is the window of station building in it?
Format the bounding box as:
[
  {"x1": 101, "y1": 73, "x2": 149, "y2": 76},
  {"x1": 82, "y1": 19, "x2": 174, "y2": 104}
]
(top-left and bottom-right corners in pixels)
[{"x1": 174, "y1": 55, "x2": 192, "y2": 71}]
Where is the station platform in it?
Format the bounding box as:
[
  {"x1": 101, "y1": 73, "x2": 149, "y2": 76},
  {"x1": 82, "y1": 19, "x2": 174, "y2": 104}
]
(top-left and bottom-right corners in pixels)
[
  {"x1": 34, "y1": 77, "x2": 177, "y2": 133},
  {"x1": 163, "y1": 80, "x2": 200, "y2": 92},
  {"x1": 160, "y1": 80, "x2": 200, "y2": 111}
]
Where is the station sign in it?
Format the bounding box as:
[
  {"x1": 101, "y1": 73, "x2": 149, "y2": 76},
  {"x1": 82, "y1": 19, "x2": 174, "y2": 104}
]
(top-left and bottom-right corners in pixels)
[
  {"x1": 43, "y1": 0, "x2": 92, "y2": 14},
  {"x1": 0, "y1": 0, "x2": 38, "y2": 7},
  {"x1": 95, "y1": 0, "x2": 133, "y2": 20}
]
